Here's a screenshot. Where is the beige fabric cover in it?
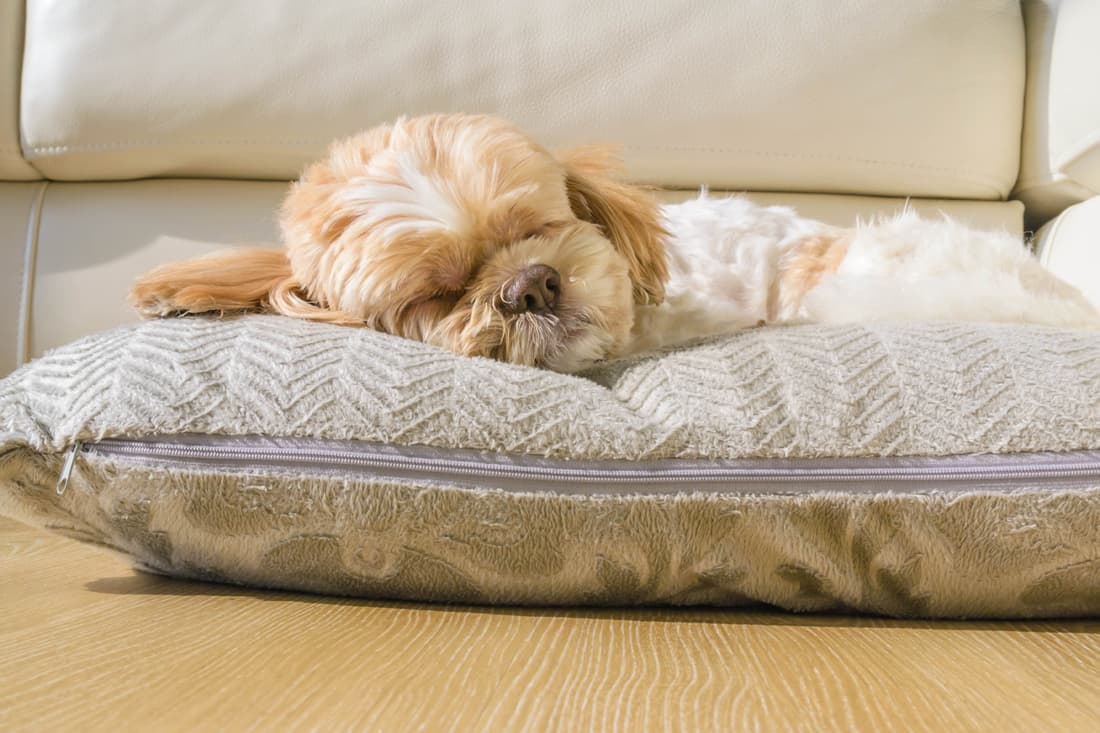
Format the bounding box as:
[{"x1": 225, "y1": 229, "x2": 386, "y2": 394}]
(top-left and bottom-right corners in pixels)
[
  {"x1": 2, "y1": 315, "x2": 1100, "y2": 617},
  {"x1": 1016, "y1": 0, "x2": 1100, "y2": 226},
  {"x1": 21, "y1": 0, "x2": 1024, "y2": 198},
  {"x1": 1033, "y1": 195, "x2": 1100, "y2": 312}
]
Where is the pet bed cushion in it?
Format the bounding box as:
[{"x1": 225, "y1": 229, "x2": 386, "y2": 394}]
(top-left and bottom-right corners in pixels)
[{"x1": 2, "y1": 315, "x2": 1099, "y2": 618}]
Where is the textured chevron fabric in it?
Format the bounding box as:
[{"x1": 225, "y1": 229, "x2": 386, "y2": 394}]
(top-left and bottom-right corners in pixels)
[
  {"x1": 4, "y1": 315, "x2": 1100, "y2": 458},
  {"x1": 2, "y1": 315, "x2": 1100, "y2": 617}
]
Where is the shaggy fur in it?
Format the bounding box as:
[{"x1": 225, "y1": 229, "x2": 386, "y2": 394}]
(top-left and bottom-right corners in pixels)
[{"x1": 131, "y1": 113, "x2": 1100, "y2": 372}]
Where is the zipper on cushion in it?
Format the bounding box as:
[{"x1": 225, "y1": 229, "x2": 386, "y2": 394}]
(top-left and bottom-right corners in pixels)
[
  {"x1": 64, "y1": 435, "x2": 1100, "y2": 496},
  {"x1": 56, "y1": 441, "x2": 82, "y2": 495}
]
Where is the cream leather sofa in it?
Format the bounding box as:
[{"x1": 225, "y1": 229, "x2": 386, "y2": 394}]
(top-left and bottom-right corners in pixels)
[
  {"x1": 1, "y1": 0, "x2": 1098, "y2": 373},
  {"x1": 5, "y1": 3, "x2": 1100, "y2": 729}
]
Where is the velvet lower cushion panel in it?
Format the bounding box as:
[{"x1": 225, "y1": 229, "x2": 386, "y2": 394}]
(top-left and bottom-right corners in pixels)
[{"x1": 1, "y1": 315, "x2": 1099, "y2": 617}]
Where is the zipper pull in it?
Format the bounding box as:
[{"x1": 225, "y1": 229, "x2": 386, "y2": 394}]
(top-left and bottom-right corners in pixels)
[{"x1": 56, "y1": 441, "x2": 82, "y2": 495}]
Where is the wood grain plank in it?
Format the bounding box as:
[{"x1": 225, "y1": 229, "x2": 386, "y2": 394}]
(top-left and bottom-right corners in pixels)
[{"x1": 2, "y1": 516, "x2": 1099, "y2": 732}]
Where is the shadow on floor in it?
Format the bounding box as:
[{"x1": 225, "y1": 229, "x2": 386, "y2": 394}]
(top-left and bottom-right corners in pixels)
[{"x1": 85, "y1": 570, "x2": 1100, "y2": 633}]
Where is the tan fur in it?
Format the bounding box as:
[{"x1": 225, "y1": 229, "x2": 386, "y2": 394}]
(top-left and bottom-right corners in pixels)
[
  {"x1": 131, "y1": 114, "x2": 660, "y2": 371},
  {"x1": 128, "y1": 113, "x2": 1100, "y2": 372},
  {"x1": 772, "y1": 230, "x2": 850, "y2": 321},
  {"x1": 558, "y1": 146, "x2": 669, "y2": 306},
  {"x1": 130, "y1": 248, "x2": 363, "y2": 325}
]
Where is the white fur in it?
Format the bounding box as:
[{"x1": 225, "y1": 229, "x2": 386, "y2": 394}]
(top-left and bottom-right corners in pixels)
[
  {"x1": 341, "y1": 154, "x2": 469, "y2": 240},
  {"x1": 626, "y1": 194, "x2": 1100, "y2": 356}
]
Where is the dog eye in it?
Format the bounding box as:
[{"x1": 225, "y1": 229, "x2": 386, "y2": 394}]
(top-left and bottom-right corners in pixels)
[
  {"x1": 404, "y1": 294, "x2": 461, "y2": 324},
  {"x1": 409, "y1": 291, "x2": 460, "y2": 309},
  {"x1": 523, "y1": 222, "x2": 566, "y2": 240}
]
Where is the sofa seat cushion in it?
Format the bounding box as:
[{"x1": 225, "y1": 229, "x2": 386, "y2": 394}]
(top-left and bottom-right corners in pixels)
[{"x1": 16, "y1": 180, "x2": 1024, "y2": 369}]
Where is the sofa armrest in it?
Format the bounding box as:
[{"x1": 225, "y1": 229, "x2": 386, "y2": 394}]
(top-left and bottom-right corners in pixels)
[
  {"x1": 1033, "y1": 195, "x2": 1100, "y2": 312},
  {"x1": 1016, "y1": 1, "x2": 1100, "y2": 228}
]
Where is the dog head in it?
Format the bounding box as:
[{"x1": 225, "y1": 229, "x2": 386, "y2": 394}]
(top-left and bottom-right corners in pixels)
[{"x1": 278, "y1": 114, "x2": 667, "y2": 372}]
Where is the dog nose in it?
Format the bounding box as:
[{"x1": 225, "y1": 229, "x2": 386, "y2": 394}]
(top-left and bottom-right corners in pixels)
[{"x1": 504, "y1": 264, "x2": 561, "y2": 314}]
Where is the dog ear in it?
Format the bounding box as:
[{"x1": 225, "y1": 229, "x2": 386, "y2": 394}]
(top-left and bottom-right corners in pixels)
[
  {"x1": 130, "y1": 247, "x2": 362, "y2": 325},
  {"x1": 558, "y1": 146, "x2": 668, "y2": 305}
]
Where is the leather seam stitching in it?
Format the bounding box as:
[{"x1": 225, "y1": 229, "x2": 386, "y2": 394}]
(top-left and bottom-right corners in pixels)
[
  {"x1": 22, "y1": 140, "x2": 1008, "y2": 191},
  {"x1": 23, "y1": 140, "x2": 1007, "y2": 193}
]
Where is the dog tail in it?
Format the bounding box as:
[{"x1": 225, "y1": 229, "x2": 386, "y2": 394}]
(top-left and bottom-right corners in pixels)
[{"x1": 130, "y1": 247, "x2": 361, "y2": 325}]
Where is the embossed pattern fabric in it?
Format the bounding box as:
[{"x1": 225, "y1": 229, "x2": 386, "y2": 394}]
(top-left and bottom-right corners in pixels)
[{"x1": 2, "y1": 315, "x2": 1100, "y2": 617}]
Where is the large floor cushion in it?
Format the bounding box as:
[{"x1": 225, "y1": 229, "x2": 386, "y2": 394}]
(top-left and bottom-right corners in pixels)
[{"x1": 2, "y1": 315, "x2": 1099, "y2": 618}]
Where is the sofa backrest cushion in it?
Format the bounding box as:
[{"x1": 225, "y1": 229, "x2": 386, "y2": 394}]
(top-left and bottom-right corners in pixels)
[
  {"x1": 21, "y1": 0, "x2": 1025, "y2": 198},
  {"x1": 1, "y1": 3, "x2": 37, "y2": 180}
]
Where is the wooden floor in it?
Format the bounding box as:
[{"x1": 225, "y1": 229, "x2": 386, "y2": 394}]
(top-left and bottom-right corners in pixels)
[{"x1": 2, "y1": 515, "x2": 1098, "y2": 732}]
